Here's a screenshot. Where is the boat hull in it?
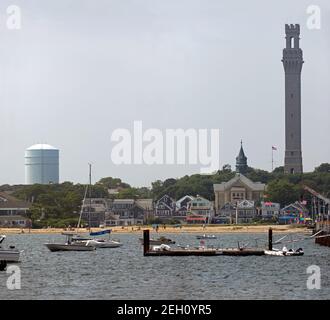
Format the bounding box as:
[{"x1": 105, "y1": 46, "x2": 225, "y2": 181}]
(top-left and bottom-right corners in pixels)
[
  {"x1": 139, "y1": 238, "x2": 175, "y2": 245},
  {"x1": 264, "y1": 250, "x2": 304, "y2": 256},
  {"x1": 45, "y1": 243, "x2": 96, "y2": 252},
  {"x1": 0, "y1": 250, "x2": 21, "y2": 262}
]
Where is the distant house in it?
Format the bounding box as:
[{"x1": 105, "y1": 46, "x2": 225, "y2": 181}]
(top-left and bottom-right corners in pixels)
[
  {"x1": 186, "y1": 196, "x2": 214, "y2": 224},
  {"x1": 108, "y1": 199, "x2": 151, "y2": 226},
  {"x1": 175, "y1": 195, "x2": 194, "y2": 221},
  {"x1": 216, "y1": 203, "x2": 236, "y2": 224},
  {"x1": 0, "y1": 192, "x2": 32, "y2": 228},
  {"x1": 279, "y1": 202, "x2": 309, "y2": 224},
  {"x1": 261, "y1": 201, "x2": 280, "y2": 221},
  {"x1": 81, "y1": 198, "x2": 112, "y2": 227},
  {"x1": 0, "y1": 215, "x2": 32, "y2": 228},
  {"x1": 235, "y1": 200, "x2": 257, "y2": 224},
  {"x1": 154, "y1": 195, "x2": 176, "y2": 221},
  {"x1": 136, "y1": 199, "x2": 154, "y2": 222}
]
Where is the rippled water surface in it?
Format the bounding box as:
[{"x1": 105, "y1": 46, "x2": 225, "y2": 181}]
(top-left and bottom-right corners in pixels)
[{"x1": 0, "y1": 232, "x2": 329, "y2": 299}]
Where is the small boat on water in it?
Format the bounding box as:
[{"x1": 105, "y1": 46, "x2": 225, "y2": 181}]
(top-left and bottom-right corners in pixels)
[
  {"x1": 0, "y1": 235, "x2": 22, "y2": 262},
  {"x1": 45, "y1": 233, "x2": 96, "y2": 252},
  {"x1": 72, "y1": 230, "x2": 123, "y2": 248},
  {"x1": 264, "y1": 247, "x2": 304, "y2": 256},
  {"x1": 139, "y1": 236, "x2": 175, "y2": 245},
  {"x1": 196, "y1": 234, "x2": 217, "y2": 240}
]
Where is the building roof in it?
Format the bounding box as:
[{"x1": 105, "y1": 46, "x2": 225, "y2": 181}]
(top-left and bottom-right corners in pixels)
[
  {"x1": 113, "y1": 199, "x2": 135, "y2": 204},
  {"x1": 176, "y1": 195, "x2": 194, "y2": 208},
  {"x1": 236, "y1": 141, "x2": 247, "y2": 162},
  {"x1": 280, "y1": 202, "x2": 309, "y2": 213},
  {"x1": 27, "y1": 144, "x2": 58, "y2": 151},
  {"x1": 237, "y1": 200, "x2": 255, "y2": 208},
  {"x1": 213, "y1": 174, "x2": 265, "y2": 192},
  {"x1": 135, "y1": 199, "x2": 153, "y2": 210},
  {"x1": 0, "y1": 215, "x2": 30, "y2": 221},
  {"x1": 0, "y1": 192, "x2": 31, "y2": 209},
  {"x1": 190, "y1": 195, "x2": 211, "y2": 203}
]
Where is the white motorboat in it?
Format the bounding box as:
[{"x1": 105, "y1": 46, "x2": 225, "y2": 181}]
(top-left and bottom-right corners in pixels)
[
  {"x1": 139, "y1": 236, "x2": 176, "y2": 245},
  {"x1": 196, "y1": 234, "x2": 217, "y2": 240},
  {"x1": 264, "y1": 246, "x2": 304, "y2": 256},
  {"x1": 0, "y1": 235, "x2": 22, "y2": 262}
]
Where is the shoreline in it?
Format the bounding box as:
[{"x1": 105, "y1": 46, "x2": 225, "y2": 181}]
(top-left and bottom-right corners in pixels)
[{"x1": 0, "y1": 225, "x2": 309, "y2": 235}]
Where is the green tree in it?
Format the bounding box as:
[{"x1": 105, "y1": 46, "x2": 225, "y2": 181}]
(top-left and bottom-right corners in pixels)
[
  {"x1": 314, "y1": 163, "x2": 330, "y2": 173},
  {"x1": 267, "y1": 180, "x2": 302, "y2": 206}
]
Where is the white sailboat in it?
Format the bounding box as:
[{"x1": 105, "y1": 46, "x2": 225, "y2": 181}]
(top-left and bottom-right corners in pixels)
[
  {"x1": 73, "y1": 164, "x2": 123, "y2": 249},
  {"x1": 45, "y1": 233, "x2": 96, "y2": 252}
]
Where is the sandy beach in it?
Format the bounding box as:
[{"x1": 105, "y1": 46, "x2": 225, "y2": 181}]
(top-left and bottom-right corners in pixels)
[{"x1": 0, "y1": 224, "x2": 309, "y2": 235}]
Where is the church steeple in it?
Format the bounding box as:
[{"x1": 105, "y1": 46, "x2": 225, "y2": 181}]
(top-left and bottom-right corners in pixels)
[{"x1": 236, "y1": 140, "x2": 248, "y2": 174}]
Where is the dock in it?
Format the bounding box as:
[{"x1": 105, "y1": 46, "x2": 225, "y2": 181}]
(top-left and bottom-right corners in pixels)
[
  {"x1": 315, "y1": 221, "x2": 330, "y2": 247},
  {"x1": 142, "y1": 229, "x2": 270, "y2": 257}
]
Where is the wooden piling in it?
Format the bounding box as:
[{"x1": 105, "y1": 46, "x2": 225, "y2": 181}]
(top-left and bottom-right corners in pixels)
[
  {"x1": 0, "y1": 261, "x2": 7, "y2": 271},
  {"x1": 143, "y1": 229, "x2": 150, "y2": 256},
  {"x1": 268, "y1": 228, "x2": 273, "y2": 251}
]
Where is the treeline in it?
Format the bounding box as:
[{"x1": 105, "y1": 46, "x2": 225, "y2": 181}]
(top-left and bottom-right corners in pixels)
[{"x1": 2, "y1": 163, "x2": 329, "y2": 227}]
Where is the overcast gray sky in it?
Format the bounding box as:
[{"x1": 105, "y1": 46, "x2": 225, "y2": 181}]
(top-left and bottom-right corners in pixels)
[{"x1": 1, "y1": 0, "x2": 329, "y2": 187}]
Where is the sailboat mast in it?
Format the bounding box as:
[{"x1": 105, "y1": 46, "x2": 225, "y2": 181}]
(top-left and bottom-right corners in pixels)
[
  {"x1": 89, "y1": 163, "x2": 92, "y2": 229},
  {"x1": 77, "y1": 184, "x2": 88, "y2": 229}
]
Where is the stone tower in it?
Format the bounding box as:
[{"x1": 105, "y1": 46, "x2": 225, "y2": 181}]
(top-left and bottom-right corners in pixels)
[
  {"x1": 236, "y1": 141, "x2": 248, "y2": 174},
  {"x1": 282, "y1": 24, "x2": 304, "y2": 174}
]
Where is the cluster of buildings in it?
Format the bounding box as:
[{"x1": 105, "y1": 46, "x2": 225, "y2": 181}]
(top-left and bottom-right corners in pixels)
[{"x1": 78, "y1": 143, "x2": 311, "y2": 227}]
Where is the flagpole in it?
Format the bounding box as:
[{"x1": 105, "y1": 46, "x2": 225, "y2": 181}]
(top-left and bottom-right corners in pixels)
[{"x1": 271, "y1": 147, "x2": 274, "y2": 172}]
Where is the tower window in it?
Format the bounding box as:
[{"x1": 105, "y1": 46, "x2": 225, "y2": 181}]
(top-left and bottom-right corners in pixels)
[
  {"x1": 291, "y1": 113, "x2": 294, "y2": 118},
  {"x1": 291, "y1": 37, "x2": 294, "y2": 48},
  {"x1": 291, "y1": 94, "x2": 294, "y2": 98},
  {"x1": 291, "y1": 152, "x2": 294, "y2": 156},
  {"x1": 291, "y1": 133, "x2": 294, "y2": 139},
  {"x1": 290, "y1": 168, "x2": 295, "y2": 174}
]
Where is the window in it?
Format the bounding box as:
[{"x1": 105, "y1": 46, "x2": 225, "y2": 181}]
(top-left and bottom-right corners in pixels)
[
  {"x1": 291, "y1": 37, "x2": 294, "y2": 48},
  {"x1": 291, "y1": 152, "x2": 294, "y2": 156}
]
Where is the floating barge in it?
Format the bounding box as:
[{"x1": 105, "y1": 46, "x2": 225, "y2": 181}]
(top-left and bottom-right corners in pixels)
[{"x1": 142, "y1": 230, "x2": 268, "y2": 257}]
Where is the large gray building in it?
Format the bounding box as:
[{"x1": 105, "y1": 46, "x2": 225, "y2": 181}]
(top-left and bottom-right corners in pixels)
[{"x1": 282, "y1": 24, "x2": 304, "y2": 174}]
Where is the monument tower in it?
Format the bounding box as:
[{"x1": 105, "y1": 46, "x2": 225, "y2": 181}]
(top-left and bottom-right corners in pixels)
[{"x1": 282, "y1": 24, "x2": 304, "y2": 174}]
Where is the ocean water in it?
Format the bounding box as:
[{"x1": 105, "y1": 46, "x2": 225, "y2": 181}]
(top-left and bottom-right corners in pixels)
[{"x1": 0, "y1": 232, "x2": 329, "y2": 300}]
